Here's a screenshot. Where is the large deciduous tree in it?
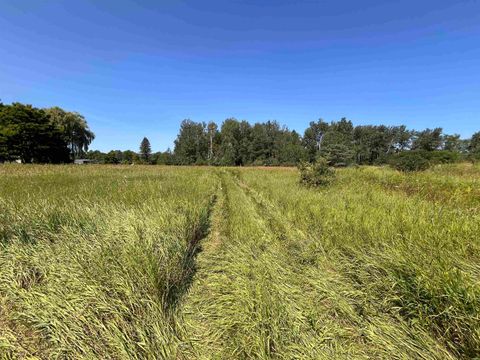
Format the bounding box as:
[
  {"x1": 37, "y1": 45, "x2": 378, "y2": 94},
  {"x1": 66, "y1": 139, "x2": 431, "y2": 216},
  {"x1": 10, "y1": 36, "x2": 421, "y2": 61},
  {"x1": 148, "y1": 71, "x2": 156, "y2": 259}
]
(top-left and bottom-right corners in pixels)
[
  {"x1": 302, "y1": 119, "x2": 329, "y2": 162},
  {"x1": 0, "y1": 103, "x2": 70, "y2": 163},
  {"x1": 45, "y1": 107, "x2": 95, "y2": 160},
  {"x1": 174, "y1": 120, "x2": 209, "y2": 164}
]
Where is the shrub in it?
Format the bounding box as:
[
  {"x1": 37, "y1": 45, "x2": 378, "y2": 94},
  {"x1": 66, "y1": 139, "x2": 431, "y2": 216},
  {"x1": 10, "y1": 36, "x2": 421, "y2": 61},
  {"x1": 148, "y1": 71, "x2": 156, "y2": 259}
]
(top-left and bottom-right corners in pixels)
[
  {"x1": 468, "y1": 152, "x2": 480, "y2": 164},
  {"x1": 298, "y1": 157, "x2": 335, "y2": 187},
  {"x1": 428, "y1": 150, "x2": 460, "y2": 164},
  {"x1": 390, "y1": 151, "x2": 431, "y2": 172}
]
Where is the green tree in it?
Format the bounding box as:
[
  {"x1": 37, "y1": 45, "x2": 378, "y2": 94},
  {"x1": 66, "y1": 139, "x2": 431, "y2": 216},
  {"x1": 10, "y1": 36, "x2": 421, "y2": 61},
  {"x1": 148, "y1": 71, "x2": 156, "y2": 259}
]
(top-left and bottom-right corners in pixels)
[
  {"x1": 390, "y1": 151, "x2": 431, "y2": 172},
  {"x1": 0, "y1": 103, "x2": 69, "y2": 163},
  {"x1": 207, "y1": 122, "x2": 218, "y2": 162},
  {"x1": 104, "y1": 150, "x2": 122, "y2": 164},
  {"x1": 321, "y1": 143, "x2": 355, "y2": 166},
  {"x1": 174, "y1": 120, "x2": 208, "y2": 164},
  {"x1": 298, "y1": 157, "x2": 335, "y2": 187},
  {"x1": 412, "y1": 128, "x2": 443, "y2": 151},
  {"x1": 152, "y1": 149, "x2": 174, "y2": 165},
  {"x1": 276, "y1": 129, "x2": 307, "y2": 165},
  {"x1": 249, "y1": 123, "x2": 269, "y2": 163},
  {"x1": 302, "y1": 119, "x2": 329, "y2": 162},
  {"x1": 85, "y1": 150, "x2": 106, "y2": 163},
  {"x1": 140, "y1": 137, "x2": 152, "y2": 163},
  {"x1": 319, "y1": 118, "x2": 355, "y2": 165},
  {"x1": 46, "y1": 107, "x2": 95, "y2": 160},
  {"x1": 469, "y1": 132, "x2": 480, "y2": 154},
  {"x1": 352, "y1": 125, "x2": 409, "y2": 164},
  {"x1": 443, "y1": 134, "x2": 462, "y2": 152},
  {"x1": 123, "y1": 150, "x2": 139, "y2": 164},
  {"x1": 218, "y1": 118, "x2": 251, "y2": 166}
]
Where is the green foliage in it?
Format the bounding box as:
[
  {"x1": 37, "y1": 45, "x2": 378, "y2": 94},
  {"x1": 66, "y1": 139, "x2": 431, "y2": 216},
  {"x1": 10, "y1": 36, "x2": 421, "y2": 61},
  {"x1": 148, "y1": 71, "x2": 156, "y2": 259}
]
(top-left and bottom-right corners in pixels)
[
  {"x1": 83, "y1": 121, "x2": 478, "y2": 168},
  {"x1": 140, "y1": 137, "x2": 152, "y2": 162},
  {"x1": 301, "y1": 118, "x2": 329, "y2": 161},
  {"x1": 320, "y1": 143, "x2": 355, "y2": 166},
  {"x1": 391, "y1": 150, "x2": 460, "y2": 172},
  {"x1": 85, "y1": 150, "x2": 106, "y2": 163},
  {"x1": 217, "y1": 118, "x2": 250, "y2": 166},
  {"x1": 427, "y1": 150, "x2": 460, "y2": 164},
  {"x1": 172, "y1": 118, "x2": 307, "y2": 166},
  {"x1": 45, "y1": 107, "x2": 95, "y2": 160},
  {"x1": 390, "y1": 151, "x2": 431, "y2": 172},
  {"x1": 174, "y1": 119, "x2": 209, "y2": 165},
  {"x1": 467, "y1": 152, "x2": 480, "y2": 164},
  {"x1": 469, "y1": 131, "x2": 480, "y2": 156},
  {"x1": 0, "y1": 103, "x2": 70, "y2": 163},
  {"x1": 0, "y1": 102, "x2": 94, "y2": 163},
  {"x1": 104, "y1": 150, "x2": 122, "y2": 164},
  {"x1": 353, "y1": 125, "x2": 412, "y2": 164},
  {"x1": 2, "y1": 102, "x2": 479, "y2": 168},
  {"x1": 298, "y1": 157, "x2": 335, "y2": 186},
  {"x1": 152, "y1": 149, "x2": 174, "y2": 165},
  {"x1": 443, "y1": 134, "x2": 462, "y2": 152},
  {"x1": 412, "y1": 128, "x2": 443, "y2": 151},
  {"x1": 123, "y1": 149, "x2": 140, "y2": 164}
]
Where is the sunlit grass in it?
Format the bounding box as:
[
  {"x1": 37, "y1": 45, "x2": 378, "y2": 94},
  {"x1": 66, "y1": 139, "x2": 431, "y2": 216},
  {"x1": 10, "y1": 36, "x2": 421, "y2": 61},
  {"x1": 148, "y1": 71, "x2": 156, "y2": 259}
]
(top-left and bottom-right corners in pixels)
[
  {"x1": 0, "y1": 165, "x2": 218, "y2": 359},
  {"x1": 0, "y1": 163, "x2": 478, "y2": 359}
]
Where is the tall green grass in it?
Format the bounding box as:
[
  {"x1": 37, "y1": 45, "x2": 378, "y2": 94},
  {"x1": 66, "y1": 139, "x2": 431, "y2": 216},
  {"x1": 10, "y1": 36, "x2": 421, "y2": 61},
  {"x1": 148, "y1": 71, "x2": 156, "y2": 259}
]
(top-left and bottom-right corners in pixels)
[
  {"x1": 0, "y1": 165, "x2": 218, "y2": 359},
  {"x1": 0, "y1": 164, "x2": 478, "y2": 359},
  {"x1": 238, "y1": 165, "x2": 479, "y2": 358}
]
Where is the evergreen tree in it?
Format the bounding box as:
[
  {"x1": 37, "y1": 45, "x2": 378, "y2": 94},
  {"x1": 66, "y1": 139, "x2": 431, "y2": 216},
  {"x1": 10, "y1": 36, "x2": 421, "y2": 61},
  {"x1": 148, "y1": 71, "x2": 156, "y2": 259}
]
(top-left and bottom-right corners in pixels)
[
  {"x1": 412, "y1": 128, "x2": 443, "y2": 151},
  {"x1": 140, "y1": 137, "x2": 152, "y2": 162},
  {"x1": 443, "y1": 134, "x2": 462, "y2": 152}
]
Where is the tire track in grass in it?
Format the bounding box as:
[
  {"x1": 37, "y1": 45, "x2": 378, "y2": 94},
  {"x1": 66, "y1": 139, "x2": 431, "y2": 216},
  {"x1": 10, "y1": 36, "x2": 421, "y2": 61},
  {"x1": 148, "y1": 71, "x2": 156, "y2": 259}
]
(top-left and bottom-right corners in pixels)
[
  {"x1": 233, "y1": 170, "x2": 456, "y2": 360},
  {"x1": 163, "y1": 191, "x2": 218, "y2": 312},
  {"x1": 175, "y1": 168, "x2": 454, "y2": 359},
  {"x1": 180, "y1": 170, "x2": 330, "y2": 359}
]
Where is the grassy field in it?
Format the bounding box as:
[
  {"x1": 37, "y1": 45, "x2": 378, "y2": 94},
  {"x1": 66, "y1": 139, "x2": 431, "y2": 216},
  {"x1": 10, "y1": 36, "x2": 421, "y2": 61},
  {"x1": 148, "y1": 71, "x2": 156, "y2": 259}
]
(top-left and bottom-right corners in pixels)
[{"x1": 0, "y1": 164, "x2": 479, "y2": 359}]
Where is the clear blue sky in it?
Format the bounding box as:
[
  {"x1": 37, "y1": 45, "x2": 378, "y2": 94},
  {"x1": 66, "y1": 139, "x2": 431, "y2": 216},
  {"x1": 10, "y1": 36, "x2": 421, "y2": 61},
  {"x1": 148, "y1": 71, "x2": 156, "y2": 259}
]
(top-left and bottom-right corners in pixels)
[{"x1": 1, "y1": 0, "x2": 479, "y2": 152}]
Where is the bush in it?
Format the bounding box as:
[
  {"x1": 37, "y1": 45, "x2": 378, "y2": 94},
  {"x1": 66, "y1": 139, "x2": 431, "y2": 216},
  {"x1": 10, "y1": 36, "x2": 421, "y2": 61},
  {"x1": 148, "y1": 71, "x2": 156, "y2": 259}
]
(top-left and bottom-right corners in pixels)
[
  {"x1": 390, "y1": 151, "x2": 430, "y2": 172},
  {"x1": 467, "y1": 152, "x2": 480, "y2": 164},
  {"x1": 428, "y1": 150, "x2": 460, "y2": 164},
  {"x1": 298, "y1": 157, "x2": 335, "y2": 187}
]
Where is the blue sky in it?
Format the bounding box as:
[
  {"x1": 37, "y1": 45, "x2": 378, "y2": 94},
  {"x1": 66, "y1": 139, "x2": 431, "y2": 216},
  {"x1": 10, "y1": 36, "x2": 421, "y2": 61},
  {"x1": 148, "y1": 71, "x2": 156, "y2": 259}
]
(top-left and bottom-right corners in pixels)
[{"x1": 1, "y1": 0, "x2": 479, "y2": 152}]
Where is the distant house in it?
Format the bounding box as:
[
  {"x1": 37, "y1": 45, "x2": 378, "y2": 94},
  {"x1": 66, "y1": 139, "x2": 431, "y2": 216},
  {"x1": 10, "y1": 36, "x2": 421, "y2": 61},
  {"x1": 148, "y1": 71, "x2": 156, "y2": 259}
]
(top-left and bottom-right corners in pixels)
[
  {"x1": 74, "y1": 159, "x2": 95, "y2": 164},
  {"x1": 3, "y1": 157, "x2": 22, "y2": 164}
]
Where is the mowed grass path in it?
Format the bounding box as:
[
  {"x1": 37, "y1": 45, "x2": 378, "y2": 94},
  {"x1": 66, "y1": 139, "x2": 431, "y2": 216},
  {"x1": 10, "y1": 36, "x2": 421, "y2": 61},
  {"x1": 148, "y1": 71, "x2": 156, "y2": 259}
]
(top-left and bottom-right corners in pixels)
[{"x1": 1, "y1": 164, "x2": 479, "y2": 359}]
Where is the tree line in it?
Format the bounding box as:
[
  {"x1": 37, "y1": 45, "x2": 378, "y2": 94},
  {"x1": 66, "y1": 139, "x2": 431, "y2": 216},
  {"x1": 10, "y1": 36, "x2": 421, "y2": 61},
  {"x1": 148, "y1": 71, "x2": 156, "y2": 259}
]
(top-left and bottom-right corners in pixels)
[
  {"x1": 102, "y1": 118, "x2": 476, "y2": 166},
  {"x1": 2, "y1": 101, "x2": 479, "y2": 165},
  {"x1": 86, "y1": 118, "x2": 480, "y2": 166},
  {"x1": 0, "y1": 102, "x2": 94, "y2": 163}
]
